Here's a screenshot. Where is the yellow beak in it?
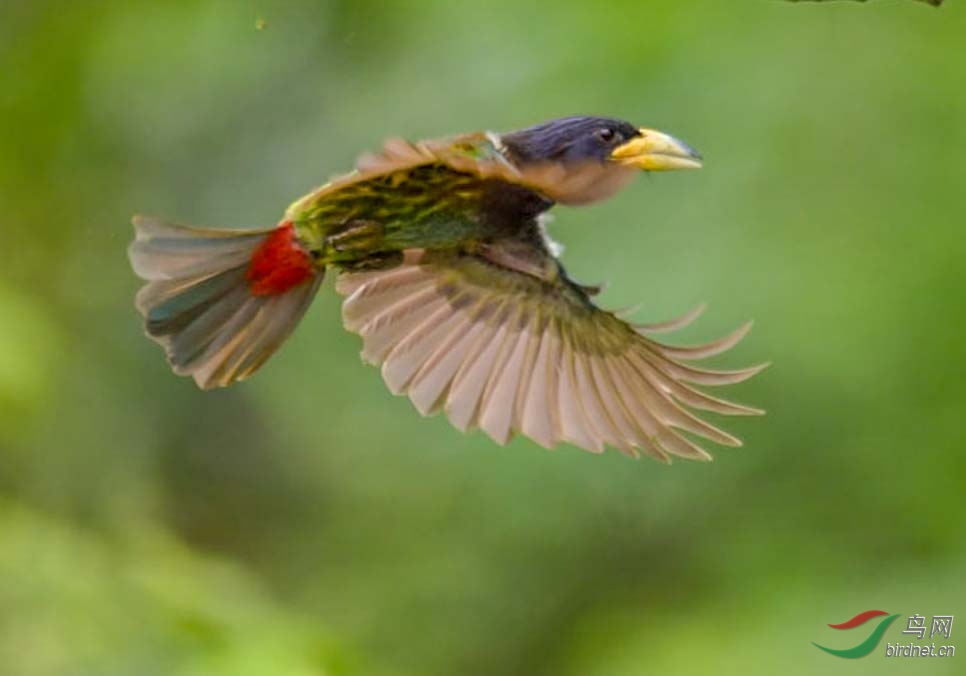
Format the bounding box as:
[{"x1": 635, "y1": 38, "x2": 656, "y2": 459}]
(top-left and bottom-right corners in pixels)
[{"x1": 610, "y1": 128, "x2": 703, "y2": 171}]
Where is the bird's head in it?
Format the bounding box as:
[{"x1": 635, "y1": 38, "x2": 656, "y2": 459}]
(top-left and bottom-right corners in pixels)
[{"x1": 498, "y1": 115, "x2": 702, "y2": 204}]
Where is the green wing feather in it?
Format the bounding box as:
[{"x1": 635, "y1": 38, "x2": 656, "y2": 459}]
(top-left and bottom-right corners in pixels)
[
  {"x1": 293, "y1": 131, "x2": 765, "y2": 460},
  {"x1": 336, "y1": 242, "x2": 765, "y2": 461},
  {"x1": 285, "y1": 131, "x2": 636, "y2": 231}
]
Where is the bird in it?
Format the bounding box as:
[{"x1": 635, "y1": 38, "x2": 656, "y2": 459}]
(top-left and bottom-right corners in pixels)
[{"x1": 129, "y1": 115, "x2": 766, "y2": 462}]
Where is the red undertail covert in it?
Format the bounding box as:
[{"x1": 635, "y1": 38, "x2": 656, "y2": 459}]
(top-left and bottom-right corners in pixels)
[{"x1": 247, "y1": 222, "x2": 315, "y2": 296}]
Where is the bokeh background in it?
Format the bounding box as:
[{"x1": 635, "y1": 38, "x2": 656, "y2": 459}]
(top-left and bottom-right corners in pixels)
[{"x1": 1, "y1": 1, "x2": 964, "y2": 674}]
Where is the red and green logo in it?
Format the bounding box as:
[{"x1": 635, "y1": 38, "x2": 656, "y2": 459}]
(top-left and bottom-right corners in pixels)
[{"x1": 812, "y1": 610, "x2": 900, "y2": 658}]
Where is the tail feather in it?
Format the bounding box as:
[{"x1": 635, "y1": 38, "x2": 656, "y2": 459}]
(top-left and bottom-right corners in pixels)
[
  {"x1": 130, "y1": 217, "x2": 267, "y2": 280},
  {"x1": 129, "y1": 215, "x2": 322, "y2": 389}
]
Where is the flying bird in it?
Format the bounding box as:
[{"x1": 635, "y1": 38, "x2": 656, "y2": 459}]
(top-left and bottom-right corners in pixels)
[{"x1": 129, "y1": 115, "x2": 765, "y2": 461}]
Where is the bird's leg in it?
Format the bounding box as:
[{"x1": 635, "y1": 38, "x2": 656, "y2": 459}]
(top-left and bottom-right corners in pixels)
[
  {"x1": 475, "y1": 240, "x2": 558, "y2": 282},
  {"x1": 574, "y1": 280, "x2": 607, "y2": 296},
  {"x1": 323, "y1": 219, "x2": 404, "y2": 271},
  {"x1": 339, "y1": 251, "x2": 404, "y2": 272},
  {"x1": 476, "y1": 239, "x2": 605, "y2": 295},
  {"x1": 326, "y1": 219, "x2": 385, "y2": 253}
]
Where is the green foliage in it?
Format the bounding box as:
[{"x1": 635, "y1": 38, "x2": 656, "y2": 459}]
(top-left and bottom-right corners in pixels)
[
  {"x1": 0, "y1": 502, "x2": 348, "y2": 676},
  {"x1": 1, "y1": 1, "x2": 964, "y2": 674}
]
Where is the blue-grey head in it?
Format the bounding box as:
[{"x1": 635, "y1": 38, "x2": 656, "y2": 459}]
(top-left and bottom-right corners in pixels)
[
  {"x1": 496, "y1": 115, "x2": 702, "y2": 205},
  {"x1": 500, "y1": 115, "x2": 702, "y2": 171}
]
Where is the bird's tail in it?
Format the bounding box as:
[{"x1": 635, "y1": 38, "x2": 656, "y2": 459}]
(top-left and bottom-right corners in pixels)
[{"x1": 129, "y1": 215, "x2": 323, "y2": 389}]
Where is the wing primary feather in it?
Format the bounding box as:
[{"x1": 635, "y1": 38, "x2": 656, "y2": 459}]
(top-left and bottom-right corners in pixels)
[
  {"x1": 555, "y1": 329, "x2": 602, "y2": 453},
  {"x1": 382, "y1": 302, "x2": 461, "y2": 394},
  {"x1": 629, "y1": 352, "x2": 765, "y2": 416},
  {"x1": 641, "y1": 347, "x2": 771, "y2": 387},
  {"x1": 358, "y1": 287, "x2": 445, "y2": 364},
  {"x1": 357, "y1": 282, "x2": 440, "y2": 335},
  {"x1": 569, "y1": 337, "x2": 623, "y2": 454},
  {"x1": 337, "y1": 264, "x2": 428, "y2": 298},
  {"x1": 512, "y1": 324, "x2": 539, "y2": 427},
  {"x1": 543, "y1": 327, "x2": 563, "y2": 446},
  {"x1": 517, "y1": 325, "x2": 554, "y2": 449},
  {"x1": 600, "y1": 355, "x2": 670, "y2": 463},
  {"x1": 445, "y1": 299, "x2": 511, "y2": 432},
  {"x1": 647, "y1": 321, "x2": 753, "y2": 360},
  {"x1": 632, "y1": 304, "x2": 706, "y2": 334},
  {"x1": 335, "y1": 243, "x2": 763, "y2": 459},
  {"x1": 343, "y1": 279, "x2": 436, "y2": 330},
  {"x1": 407, "y1": 315, "x2": 478, "y2": 415},
  {"x1": 605, "y1": 354, "x2": 711, "y2": 461},
  {"x1": 478, "y1": 321, "x2": 529, "y2": 445},
  {"x1": 574, "y1": 353, "x2": 633, "y2": 454},
  {"x1": 654, "y1": 427, "x2": 714, "y2": 462},
  {"x1": 592, "y1": 354, "x2": 675, "y2": 460},
  {"x1": 617, "y1": 354, "x2": 743, "y2": 447},
  {"x1": 459, "y1": 319, "x2": 514, "y2": 433},
  {"x1": 586, "y1": 354, "x2": 641, "y2": 457}
]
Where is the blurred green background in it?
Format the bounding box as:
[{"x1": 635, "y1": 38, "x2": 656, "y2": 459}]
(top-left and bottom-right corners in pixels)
[{"x1": 1, "y1": 1, "x2": 964, "y2": 674}]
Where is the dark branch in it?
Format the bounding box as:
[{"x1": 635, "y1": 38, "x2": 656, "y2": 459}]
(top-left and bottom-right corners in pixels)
[{"x1": 786, "y1": 0, "x2": 942, "y2": 5}]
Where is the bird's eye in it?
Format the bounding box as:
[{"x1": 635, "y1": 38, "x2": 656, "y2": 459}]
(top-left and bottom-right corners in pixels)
[{"x1": 596, "y1": 128, "x2": 616, "y2": 143}]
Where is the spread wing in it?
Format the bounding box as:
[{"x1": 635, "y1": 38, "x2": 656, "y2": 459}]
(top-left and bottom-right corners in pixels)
[
  {"x1": 335, "y1": 242, "x2": 766, "y2": 462},
  {"x1": 285, "y1": 132, "x2": 634, "y2": 219}
]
